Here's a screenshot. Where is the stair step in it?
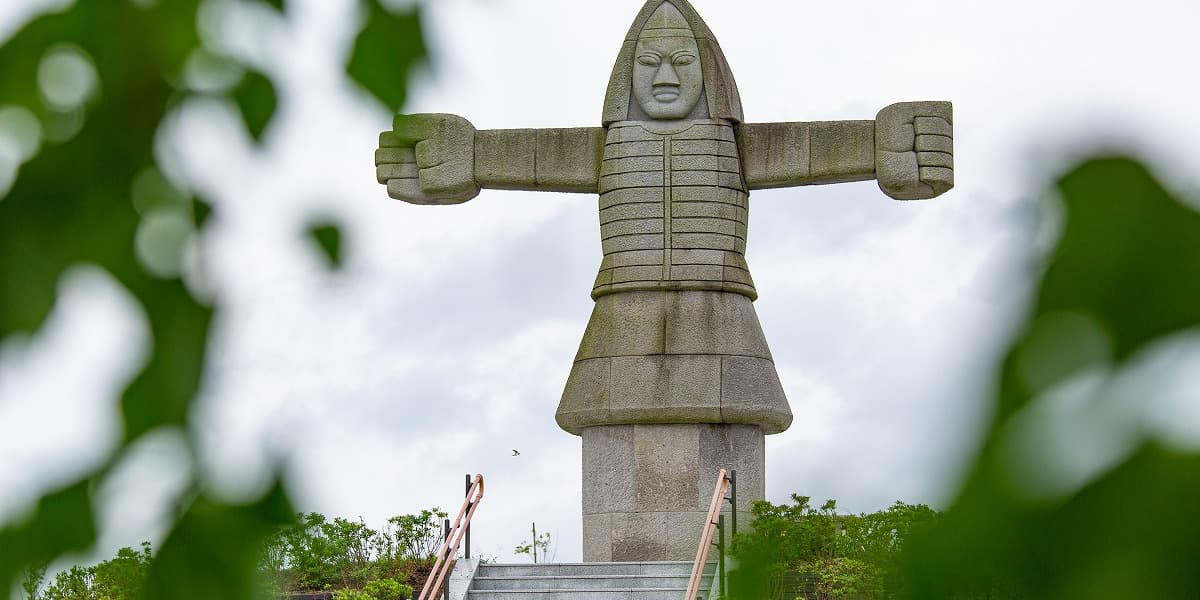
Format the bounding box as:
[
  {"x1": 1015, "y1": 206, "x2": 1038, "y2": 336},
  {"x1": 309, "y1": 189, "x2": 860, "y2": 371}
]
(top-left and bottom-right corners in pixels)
[
  {"x1": 472, "y1": 574, "x2": 705, "y2": 591},
  {"x1": 466, "y1": 590, "x2": 692, "y2": 600},
  {"x1": 476, "y1": 561, "x2": 697, "y2": 577},
  {"x1": 466, "y1": 562, "x2": 716, "y2": 599}
]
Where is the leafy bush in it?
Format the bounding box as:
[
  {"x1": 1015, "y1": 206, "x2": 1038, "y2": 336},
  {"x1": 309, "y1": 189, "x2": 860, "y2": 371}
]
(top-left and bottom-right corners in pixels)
[
  {"x1": 40, "y1": 567, "x2": 92, "y2": 600},
  {"x1": 363, "y1": 577, "x2": 413, "y2": 600},
  {"x1": 796, "y1": 558, "x2": 881, "y2": 600},
  {"x1": 732, "y1": 497, "x2": 936, "y2": 599},
  {"x1": 256, "y1": 510, "x2": 437, "y2": 596},
  {"x1": 329, "y1": 577, "x2": 412, "y2": 600},
  {"x1": 384, "y1": 509, "x2": 449, "y2": 563},
  {"x1": 332, "y1": 590, "x2": 373, "y2": 600},
  {"x1": 38, "y1": 543, "x2": 152, "y2": 600}
]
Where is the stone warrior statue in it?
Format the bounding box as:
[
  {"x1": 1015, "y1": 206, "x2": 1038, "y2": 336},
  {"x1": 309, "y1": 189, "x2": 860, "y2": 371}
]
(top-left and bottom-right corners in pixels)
[{"x1": 375, "y1": 0, "x2": 953, "y2": 562}]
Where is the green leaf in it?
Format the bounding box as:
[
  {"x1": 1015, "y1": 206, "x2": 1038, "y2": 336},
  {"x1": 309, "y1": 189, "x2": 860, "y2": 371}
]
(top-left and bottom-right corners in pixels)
[
  {"x1": 902, "y1": 158, "x2": 1200, "y2": 599},
  {"x1": 119, "y1": 278, "x2": 213, "y2": 442},
  {"x1": 143, "y1": 481, "x2": 296, "y2": 600},
  {"x1": 0, "y1": 480, "x2": 98, "y2": 594},
  {"x1": 1039, "y1": 158, "x2": 1200, "y2": 362},
  {"x1": 193, "y1": 195, "x2": 214, "y2": 230},
  {"x1": 233, "y1": 70, "x2": 278, "y2": 143},
  {"x1": 347, "y1": 0, "x2": 427, "y2": 112},
  {"x1": 309, "y1": 222, "x2": 344, "y2": 269},
  {"x1": 261, "y1": 0, "x2": 286, "y2": 12}
]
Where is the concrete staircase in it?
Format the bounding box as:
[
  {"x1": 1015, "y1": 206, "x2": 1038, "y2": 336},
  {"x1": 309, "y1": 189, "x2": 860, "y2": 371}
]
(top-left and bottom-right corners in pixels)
[{"x1": 465, "y1": 561, "x2": 715, "y2": 600}]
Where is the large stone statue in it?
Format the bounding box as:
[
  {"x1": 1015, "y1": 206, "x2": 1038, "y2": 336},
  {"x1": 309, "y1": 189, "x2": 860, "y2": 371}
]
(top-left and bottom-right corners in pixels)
[{"x1": 375, "y1": 0, "x2": 953, "y2": 562}]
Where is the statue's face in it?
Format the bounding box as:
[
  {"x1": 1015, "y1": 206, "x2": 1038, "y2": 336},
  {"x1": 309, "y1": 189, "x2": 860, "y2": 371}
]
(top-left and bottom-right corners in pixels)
[{"x1": 632, "y1": 35, "x2": 704, "y2": 120}]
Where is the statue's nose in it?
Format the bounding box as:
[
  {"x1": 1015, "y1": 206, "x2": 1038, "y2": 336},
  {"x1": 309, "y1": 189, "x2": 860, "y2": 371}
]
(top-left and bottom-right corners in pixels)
[{"x1": 654, "y1": 62, "x2": 680, "y2": 87}]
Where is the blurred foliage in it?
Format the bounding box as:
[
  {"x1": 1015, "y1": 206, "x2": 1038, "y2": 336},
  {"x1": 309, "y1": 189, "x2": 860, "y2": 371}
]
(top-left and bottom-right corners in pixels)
[
  {"x1": 347, "y1": 1, "x2": 424, "y2": 113},
  {"x1": 308, "y1": 222, "x2": 344, "y2": 270},
  {"x1": 257, "y1": 509, "x2": 442, "y2": 596},
  {"x1": 233, "y1": 70, "x2": 278, "y2": 143},
  {"x1": 897, "y1": 158, "x2": 1200, "y2": 598},
  {"x1": 729, "y1": 496, "x2": 937, "y2": 599},
  {"x1": 730, "y1": 158, "x2": 1200, "y2": 600},
  {"x1": 0, "y1": 0, "x2": 425, "y2": 598}
]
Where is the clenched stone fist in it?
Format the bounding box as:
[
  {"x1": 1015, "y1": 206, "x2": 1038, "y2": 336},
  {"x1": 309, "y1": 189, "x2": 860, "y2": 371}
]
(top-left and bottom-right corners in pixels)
[
  {"x1": 376, "y1": 113, "x2": 480, "y2": 205},
  {"x1": 875, "y1": 101, "x2": 954, "y2": 200}
]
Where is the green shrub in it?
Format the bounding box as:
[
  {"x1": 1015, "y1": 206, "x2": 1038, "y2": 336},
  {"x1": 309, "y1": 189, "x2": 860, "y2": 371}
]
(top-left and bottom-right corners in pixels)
[
  {"x1": 332, "y1": 590, "x2": 372, "y2": 600},
  {"x1": 364, "y1": 577, "x2": 413, "y2": 600},
  {"x1": 39, "y1": 543, "x2": 153, "y2": 600},
  {"x1": 730, "y1": 497, "x2": 936, "y2": 599}
]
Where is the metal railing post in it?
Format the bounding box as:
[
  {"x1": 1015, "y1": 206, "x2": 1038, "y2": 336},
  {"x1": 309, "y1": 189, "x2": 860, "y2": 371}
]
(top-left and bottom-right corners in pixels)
[
  {"x1": 464, "y1": 474, "x2": 472, "y2": 559},
  {"x1": 730, "y1": 469, "x2": 737, "y2": 539},
  {"x1": 443, "y1": 519, "x2": 451, "y2": 600},
  {"x1": 717, "y1": 514, "x2": 727, "y2": 600}
]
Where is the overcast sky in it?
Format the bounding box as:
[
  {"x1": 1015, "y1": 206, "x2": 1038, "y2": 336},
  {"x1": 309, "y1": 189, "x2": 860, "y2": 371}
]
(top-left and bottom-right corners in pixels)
[{"x1": 1, "y1": 0, "x2": 1199, "y2": 569}]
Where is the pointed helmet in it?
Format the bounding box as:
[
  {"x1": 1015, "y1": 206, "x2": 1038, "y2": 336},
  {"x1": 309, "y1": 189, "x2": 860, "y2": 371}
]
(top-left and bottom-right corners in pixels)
[{"x1": 602, "y1": 0, "x2": 744, "y2": 125}]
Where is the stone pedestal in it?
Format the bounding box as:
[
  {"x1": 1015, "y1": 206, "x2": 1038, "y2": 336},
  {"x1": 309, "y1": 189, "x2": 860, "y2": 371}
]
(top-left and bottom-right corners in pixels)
[{"x1": 581, "y1": 423, "x2": 763, "y2": 562}]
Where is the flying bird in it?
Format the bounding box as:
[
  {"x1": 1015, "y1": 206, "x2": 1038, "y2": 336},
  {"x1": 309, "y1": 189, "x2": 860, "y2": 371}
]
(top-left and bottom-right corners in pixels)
[{"x1": 512, "y1": 449, "x2": 520, "y2": 457}]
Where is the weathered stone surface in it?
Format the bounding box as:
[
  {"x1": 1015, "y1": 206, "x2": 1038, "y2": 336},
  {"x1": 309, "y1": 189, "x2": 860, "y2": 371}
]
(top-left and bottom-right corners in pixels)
[
  {"x1": 536, "y1": 127, "x2": 606, "y2": 191},
  {"x1": 666, "y1": 511, "x2": 709, "y2": 559},
  {"x1": 472, "y1": 127, "x2": 605, "y2": 193},
  {"x1": 583, "y1": 425, "x2": 635, "y2": 515},
  {"x1": 721, "y1": 356, "x2": 791, "y2": 434},
  {"x1": 380, "y1": 113, "x2": 480, "y2": 205},
  {"x1": 582, "y1": 513, "x2": 613, "y2": 562},
  {"x1": 876, "y1": 101, "x2": 955, "y2": 200},
  {"x1": 662, "y1": 291, "x2": 771, "y2": 357},
  {"x1": 592, "y1": 120, "x2": 754, "y2": 301},
  {"x1": 574, "y1": 292, "x2": 666, "y2": 360},
  {"x1": 633, "y1": 424, "x2": 701, "y2": 511},
  {"x1": 473, "y1": 129, "x2": 536, "y2": 189},
  {"x1": 581, "y1": 423, "x2": 766, "y2": 561},
  {"x1": 558, "y1": 290, "x2": 790, "y2": 434},
  {"x1": 697, "y1": 424, "x2": 765, "y2": 515},
  {"x1": 611, "y1": 512, "x2": 669, "y2": 562},
  {"x1": 809, "y1": 120, "x2": 876, "y2": 184}
]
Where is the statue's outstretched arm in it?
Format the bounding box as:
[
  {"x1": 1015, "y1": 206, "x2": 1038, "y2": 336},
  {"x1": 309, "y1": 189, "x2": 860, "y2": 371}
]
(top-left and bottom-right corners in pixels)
[
  {"x1": 377, "y1": 113, "x2": 604, "y2": 204},
  {"x1": 475, "y1": 127, "x2": 605, "y2": 194},
  {"x1": 738, "y1": 120, "x2": 876, "y2": 189},
  {"x1": 738, "y1": 101, "x2": 954, "y2": 200}
]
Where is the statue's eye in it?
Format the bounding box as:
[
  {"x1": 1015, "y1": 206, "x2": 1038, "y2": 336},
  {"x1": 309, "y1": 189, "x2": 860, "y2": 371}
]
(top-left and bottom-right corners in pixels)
[
  {"x1": 637, "y1": 54, "x2": 661, "y2": 67},
  {"x1": 674, "y1": 54, "x2": 696, "y2": 66}
]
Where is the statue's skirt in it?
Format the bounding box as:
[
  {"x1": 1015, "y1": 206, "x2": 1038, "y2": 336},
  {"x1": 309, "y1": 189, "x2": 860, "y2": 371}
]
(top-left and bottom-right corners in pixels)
[{"x1": 556, "y1": 289, "x2": 793, "y2": 436}]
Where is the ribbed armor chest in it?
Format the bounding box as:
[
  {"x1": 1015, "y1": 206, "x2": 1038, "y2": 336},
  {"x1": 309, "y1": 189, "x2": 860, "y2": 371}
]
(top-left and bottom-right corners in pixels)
[{"x1": 593, "y1": 120, "x2": 757, "y2": 300}]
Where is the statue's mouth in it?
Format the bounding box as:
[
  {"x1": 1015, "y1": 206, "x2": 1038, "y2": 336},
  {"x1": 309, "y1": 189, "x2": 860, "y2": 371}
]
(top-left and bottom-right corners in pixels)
[{"x1": 653, "y1": 85, "x2": 680, "y2": 102}]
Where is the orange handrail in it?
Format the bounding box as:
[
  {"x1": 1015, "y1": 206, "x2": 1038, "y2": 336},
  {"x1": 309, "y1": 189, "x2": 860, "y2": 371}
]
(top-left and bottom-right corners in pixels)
[
  {"x1": 686, "y1": 469, "x2": 730, "y2": 599},
  {"x1": 418, "y1": 473, "x2": 485, "y2": 600}
]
